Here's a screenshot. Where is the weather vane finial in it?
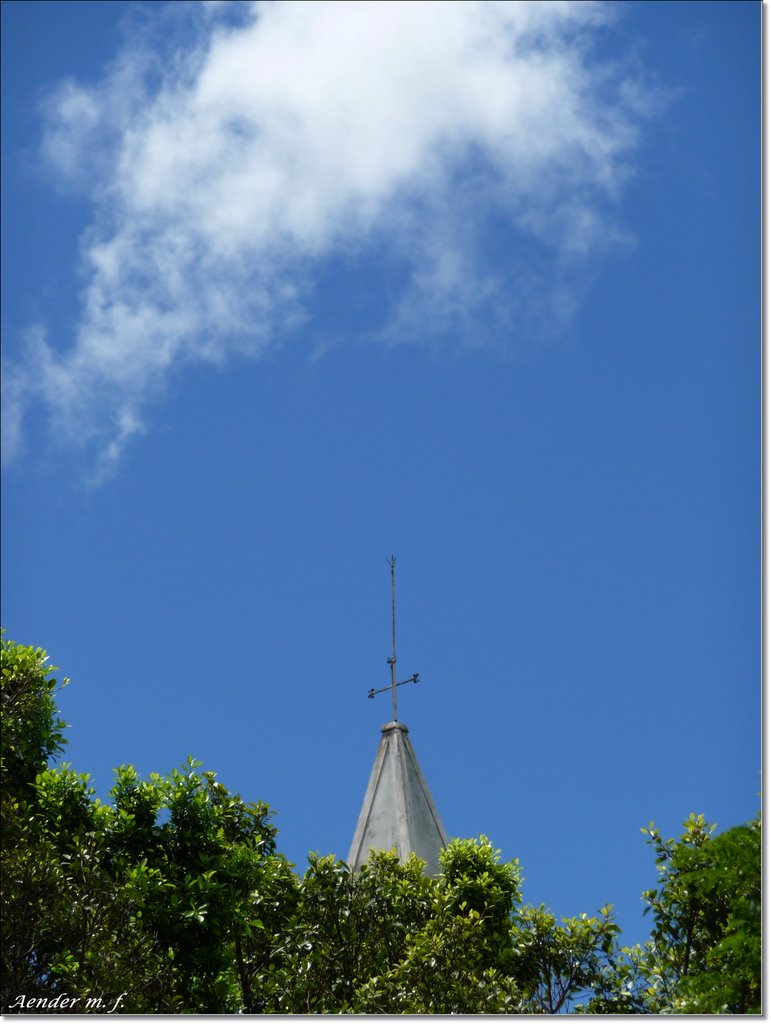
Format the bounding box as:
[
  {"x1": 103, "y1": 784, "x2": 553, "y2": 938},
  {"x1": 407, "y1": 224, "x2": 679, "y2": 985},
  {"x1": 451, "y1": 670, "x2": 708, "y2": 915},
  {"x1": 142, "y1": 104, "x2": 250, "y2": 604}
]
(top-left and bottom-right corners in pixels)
[{"x1": 367, "y1": 556, "x2": 419, "y2": 719}]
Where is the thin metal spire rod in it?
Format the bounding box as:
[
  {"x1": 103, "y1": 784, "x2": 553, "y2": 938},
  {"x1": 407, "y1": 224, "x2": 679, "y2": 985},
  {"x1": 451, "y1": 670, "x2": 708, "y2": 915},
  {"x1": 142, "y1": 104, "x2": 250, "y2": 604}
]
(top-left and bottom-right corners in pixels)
[
  {"x1": 367, "y1": 556, "x2": 420, "y2": 717},
  {"x1": 389, "y1": 555, "x2": 397, "y2": 720}
]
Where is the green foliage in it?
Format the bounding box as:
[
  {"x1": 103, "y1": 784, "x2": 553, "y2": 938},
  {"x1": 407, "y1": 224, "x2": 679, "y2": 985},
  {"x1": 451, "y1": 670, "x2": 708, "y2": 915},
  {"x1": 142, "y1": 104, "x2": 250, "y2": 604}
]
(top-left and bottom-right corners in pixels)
[
  {"x1": 512, "y1": 903, "x2": 621, "y2": 1013},
  {"x1": 635, "y1": 813, "x2": 761, "y2": 1014},
  {"x1": 0, "y1": 634, "x2": 761, "y2": 1014},
  {"x1": 579, "y1": 813, "x2": 762, "y2": 1015},
  {"x1": 354, "y1": 838, "x2": 524, "y2": 1013},
  {"x1": 1, "y1": 633, "x2": 68, "y2": 802},
  {"x1": 0, "y1": 638, "x2": 289, "y2": 1014},
  {"x1": 1, "y1": 636, "x2": 72, "y2": 1008},
  {"x1": 2, "y1": 753, "x2": 290, "y2": 1013},
  {"x1": 261, "y1": 850, "x2": 432, "y2": 1012}
]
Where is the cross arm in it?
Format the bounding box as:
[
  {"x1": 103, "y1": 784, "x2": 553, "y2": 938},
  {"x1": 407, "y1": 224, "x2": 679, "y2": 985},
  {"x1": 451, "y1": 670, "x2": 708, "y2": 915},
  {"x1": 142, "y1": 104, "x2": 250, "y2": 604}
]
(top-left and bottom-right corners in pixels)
[{"x1": 368, "y1": 673, "x2": 419, "y2": 699}]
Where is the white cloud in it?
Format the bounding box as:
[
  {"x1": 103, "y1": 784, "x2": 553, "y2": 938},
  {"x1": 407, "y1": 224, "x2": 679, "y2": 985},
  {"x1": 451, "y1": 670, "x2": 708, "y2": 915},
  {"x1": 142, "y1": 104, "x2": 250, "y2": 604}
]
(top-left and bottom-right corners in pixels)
[{"x1": 6, "y1": 0, "x2": 650, "y2": 467}]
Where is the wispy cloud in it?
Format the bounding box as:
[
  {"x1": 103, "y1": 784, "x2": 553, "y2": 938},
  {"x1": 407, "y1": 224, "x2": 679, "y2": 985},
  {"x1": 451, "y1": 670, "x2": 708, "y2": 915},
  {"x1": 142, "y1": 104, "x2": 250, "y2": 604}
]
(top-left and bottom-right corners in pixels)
[{"x1": 4, "y1": 0, "x2": 650, "y2": 467}]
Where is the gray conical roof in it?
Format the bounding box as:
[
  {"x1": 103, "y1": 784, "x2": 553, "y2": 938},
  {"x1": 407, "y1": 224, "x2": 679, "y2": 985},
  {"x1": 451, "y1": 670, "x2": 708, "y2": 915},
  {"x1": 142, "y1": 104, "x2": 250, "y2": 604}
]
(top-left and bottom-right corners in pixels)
[{"x1": 348, "y1": 721, "x2": 448, "y2": 875}]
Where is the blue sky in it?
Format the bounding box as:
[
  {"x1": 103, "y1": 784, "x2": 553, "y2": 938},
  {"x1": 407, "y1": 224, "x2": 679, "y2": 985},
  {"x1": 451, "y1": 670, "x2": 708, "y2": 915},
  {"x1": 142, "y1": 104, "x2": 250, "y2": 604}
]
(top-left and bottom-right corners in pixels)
[{"x1": 1, "y1": 1, "x2": 760, "y2": 950}]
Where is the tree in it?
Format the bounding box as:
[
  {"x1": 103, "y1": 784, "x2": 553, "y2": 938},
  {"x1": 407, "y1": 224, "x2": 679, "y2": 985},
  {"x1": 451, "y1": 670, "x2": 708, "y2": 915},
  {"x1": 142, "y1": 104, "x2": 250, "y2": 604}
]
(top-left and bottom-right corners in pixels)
[
  {"x1": 258, "y1": 850, "x2": 433, "y2": 1013},
  {"x1": 1, "y1": 636, "x2": 292, "y2": 1014},
  {"x1": 637, "y1": 812, "x2": 761, "y2": 1014},
  {"x1": 3, "y1": 755, "x2": 294, "y2": 1013},
  {"x1": 1, "y1": 635, "x2": 71, "y2": 1009},
  {"x1": 580, "y1": 813, "x2": 762, "y2": 1015},
  {"x1": 353, "y1": 837, "x2": 525, "y2": 1014},
  {"x1": 1, "y1": 633, "x2": 68, "y2": 821},
  {"x1": 512, "y1": 903, "x2": 621, "y2": 1014}
]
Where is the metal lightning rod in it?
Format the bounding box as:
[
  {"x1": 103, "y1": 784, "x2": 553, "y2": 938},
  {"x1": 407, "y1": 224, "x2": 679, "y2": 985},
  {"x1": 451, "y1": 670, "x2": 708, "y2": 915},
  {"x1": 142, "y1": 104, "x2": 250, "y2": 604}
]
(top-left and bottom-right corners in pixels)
[
  {"x1": 366, "y1": 557, "x2": 420, "y2": 717},
  {"x1": 389, "y1": 555, "x2": 397, "y2": 719}
]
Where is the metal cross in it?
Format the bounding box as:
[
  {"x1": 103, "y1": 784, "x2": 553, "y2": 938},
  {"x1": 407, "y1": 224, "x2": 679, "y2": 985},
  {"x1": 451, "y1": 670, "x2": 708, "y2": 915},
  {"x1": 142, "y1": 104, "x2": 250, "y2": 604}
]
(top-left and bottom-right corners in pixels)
[{"x1": 367, "y1": 556, "x2": 419, "y2": 719}]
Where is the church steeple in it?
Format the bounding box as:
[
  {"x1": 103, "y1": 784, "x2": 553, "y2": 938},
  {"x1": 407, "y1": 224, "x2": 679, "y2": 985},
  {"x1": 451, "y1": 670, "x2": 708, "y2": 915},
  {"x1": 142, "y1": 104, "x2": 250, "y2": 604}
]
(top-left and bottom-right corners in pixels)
[{"x1": 348, "y1": 559, "x2": 448, "y2": 874}]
